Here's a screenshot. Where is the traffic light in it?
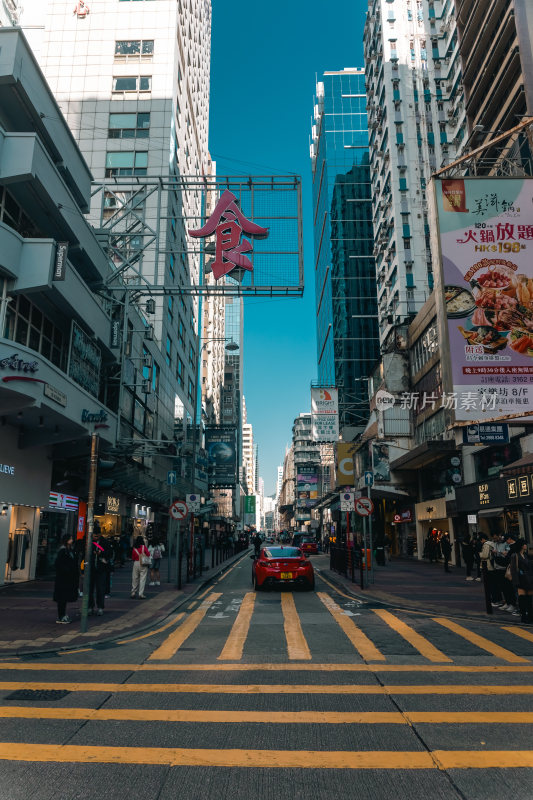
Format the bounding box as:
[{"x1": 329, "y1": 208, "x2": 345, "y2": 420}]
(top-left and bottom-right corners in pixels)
[{"x1": 97, "y1": 458, "x2": 116, "y2": 489}]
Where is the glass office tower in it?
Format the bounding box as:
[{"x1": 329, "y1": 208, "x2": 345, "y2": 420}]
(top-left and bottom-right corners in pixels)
[{"x1": 311, "y1": 68, "x2": 379, "y2": 432}]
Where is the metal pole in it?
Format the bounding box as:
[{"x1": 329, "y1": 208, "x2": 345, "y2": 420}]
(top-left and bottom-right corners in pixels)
[
  {"x1": 115, "y1": 290, "x2": 129, "y2": 446},
  {"x1": 176, "y1": 520, "x2": 181, "y2": 589},
  {"x1": 368, "y1": 487, "x2": 374, "y2": 585},
  {"x1": 80, "y1": 433, "x2": 99, "y2": 633},
  {"x1": 363, "y1": 515, "x2": 368, "y2": 590},
  {"x1": 0, "y1": 276, "x2": 8, "y2": 335},
  {"x1": 167, "y1": 484, "x2": 172, "y2": 583}
]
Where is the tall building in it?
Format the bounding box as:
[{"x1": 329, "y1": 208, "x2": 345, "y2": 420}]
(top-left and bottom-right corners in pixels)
[
  {"x1": 21, "y1": 0, "x2": 212, "y2": 449},
  {"x1": 454, "y1": 0, "x2": 533, "y2": 157},
  {"x1": 0, "y1": 0, "x2": 18, "y2": 26},
  {"x1": 242, "y1": 422, "x2": 254, "y2": 496},
  {"x1": 276, "y1": 465, "x2": 283, "y2": 500},
  {"x1": 310, "y1": 68, "x2": 379, "y2": 433},
  {"x1": 363, "y1": 0, "x2": 465, "y2": 345}
]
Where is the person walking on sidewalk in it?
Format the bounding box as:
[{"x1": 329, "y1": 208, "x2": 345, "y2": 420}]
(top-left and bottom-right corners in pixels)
[
  {"x1": 148, "y1": 539, "x2": 165, "y2": 586},
  {"x1": 53, "y1": 533, "x2": 79, "y2": 624},
  {"x1": 478, "y1": 532, "x2": 497, "y2": 602},
  {"x1": 131, "y1": 536, "x2": 151, "y2": 599},
  {"x1": 89, "y1": 536, "x2": 110, "y2": 616},
  {"x1": 509, "y1": 539, "x2": 533, "y2": 624},
  {"x1": 441, "y1": 533, "x2": 452, "y2": 573},
  {"x1": 461, "y1": 533, "x2": 475, "y2": 581}
]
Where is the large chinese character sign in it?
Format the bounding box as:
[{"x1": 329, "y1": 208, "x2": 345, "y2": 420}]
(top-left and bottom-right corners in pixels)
[
  {"x1": 189, "y1": 190, "x2": 268, "y2": 283},
  {"x1": 436, "y1": 177, "x2": 533, "y2": 421}
]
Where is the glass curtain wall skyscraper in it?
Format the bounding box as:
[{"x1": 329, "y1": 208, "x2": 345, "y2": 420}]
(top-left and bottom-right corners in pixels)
[{"x1": 311, "y1": 69, "x2": 379, "y2": 432}]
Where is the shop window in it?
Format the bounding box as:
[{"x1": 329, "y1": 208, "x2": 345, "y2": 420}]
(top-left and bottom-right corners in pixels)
[{"x1": 5, "y1": 294, "x2": 66, "y2": 370}]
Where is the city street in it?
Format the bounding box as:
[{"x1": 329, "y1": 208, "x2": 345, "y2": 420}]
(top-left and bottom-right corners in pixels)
[{"x1": 1, "y1": 552, "x2": 533, "y2": 799}]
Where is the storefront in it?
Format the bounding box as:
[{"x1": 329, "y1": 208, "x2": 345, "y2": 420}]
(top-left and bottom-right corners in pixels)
[
  {"x1": 0, "y1": 428, "x2": 52, "y2": 585},
  {"x1": 36, "y1": 491, "x2": 81, "y2": 578},
  {"x1": 455, "y1": 477, "x2": 526, "y2": 542},
  {"x1": 130, "y1": 501, "x2": 153, "y2": 541},
  {"x1": 95, "y1": 493, "x2": 127, "y2": 541},
  {"x1": 391, "y1": 508, "x2": 417, "y2": 557},
  {"x1": 415, "y1": 497, "x2": 456, "y2": 563}
]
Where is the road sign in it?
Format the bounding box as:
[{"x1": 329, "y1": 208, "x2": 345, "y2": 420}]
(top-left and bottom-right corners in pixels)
[
  {"x1": 167, "y1": 470, "x2": 177, "y2": 486},
  {"x1": 340, "y1": 491, "x2": 355, "y2": 511},
  {"x1": 364, "y1": 471, "x2": 374, "y2": 487},
  {"x1": 186, "y1": 493, "x2": 201, "y2": 512},
  {"x1": 355, "y1": 496, "x2": 374, "y2": 517},
  {"x1": 169, "y1": 500, "x2": 188, "y2": 520}
]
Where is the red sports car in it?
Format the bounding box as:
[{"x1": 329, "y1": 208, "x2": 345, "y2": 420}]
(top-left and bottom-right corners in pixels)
[
  {"x1": 300, "y1": 537, "x2": 318, "y2": 555},
  {"x1": 251, "y1": 546, "x2": 315, "y2": 591}
]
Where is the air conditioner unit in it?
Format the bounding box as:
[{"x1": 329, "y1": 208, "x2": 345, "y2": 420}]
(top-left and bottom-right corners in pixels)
[
  {"x1": 143, "y1": 353, "x2": 153, "y2": 368},
  {"x1": 447, "y1": 108, "x2": 454, "y2": 117},
  {"x1": 144, "y1": 325, "x2": 154, "y2": 341},
  {"x1": 142, "y1": 380, "x2": 152, "y2": 394}
]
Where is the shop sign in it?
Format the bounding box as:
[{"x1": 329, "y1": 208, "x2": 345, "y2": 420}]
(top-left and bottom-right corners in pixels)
[
  {"x1": 82, "y1": 409, "x2": 108, "y2": 424},
  {"x1": 311, "y1": 387, "x2": 339, "y2": 443},
  {"x1": 53, "y1": 241, "x2": 68, "y2": 281},
  {"x1": 133, "y1": 503, "x2": 150, "y2": 518},
  {"x1": 0, "y1": 463, "x2": 15, "y2": 476},
  {"x1": 49, "y1": 491, "x2": 79, "y2": 512},
  {"x1": 462, "y1": 423, "x2": 509, "y2": 445},
  {"x1": 415, "y1": 497, "x2": 447, "y2": 521},
  {"x1": 0, "y1": 353, "x2": 39, "y2": 373},
  {"x1": 105, "y1": 495, "x2": 121, "y2": 514},
  {"x1": 68, "y1": 321, "x2": 101, "y2": 398},
  {"x1": 44, "y1": 384, "x2": 67, "y2": 407},
  {"x1": 467, "y1": 514, "x2": 477, "y2": 524},
  {"x1": 336, "y1": 443, "x2": 355, "y2": 486},
  {"x1": 110, "y1": 319, "x2": 121, "y2": 349},
  {"x1": 436, "y1": 176, "x2": 533, "y2": 421},
  {"x1": 478, "y1": 483, "x2": 491, "y2": 506},
  {"x1": 393, "y1": 510, "x2": 412, "y2": 524}
]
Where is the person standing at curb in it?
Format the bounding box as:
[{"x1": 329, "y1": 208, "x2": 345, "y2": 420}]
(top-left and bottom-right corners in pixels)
[
  {"x1": 53, "y1": 533, "x2": 78, "y2": 624},
  {"x1": 509, "y1": 539, "x2": 533, "y2": 624},
  {"x1": 131, "y1": 536, "x2": 151, "y2": 599},
  {"x1": 461, "y1": 533, "x2": 475, "y2": 581},
  {"x1": 89, "y1": 535, "x2": 110, "y2": 616},
  {"x1": 441, "y1": 532, "x2": 452, "y2": 573},
  {"x1": 479, "y1": 532, "x2": 496, "y2": 603}
]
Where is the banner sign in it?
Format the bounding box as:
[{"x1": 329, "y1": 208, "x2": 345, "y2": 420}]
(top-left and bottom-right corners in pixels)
[
  {"x1": 296, "y1": 466, "x2": 318, "y2": 508},
  {"x1": 336, "y1": 443, "x2": 355, "y2": 486},
  {"x1": 311, "y1": 387, "x2": 339, "y2": 442},
  {"x1": 53, "y1": 242, "x2": 68, "y2": 281},
  {"x1": 436, "y1": 177, "x2": 533, "y2": 420},
  {"x1": 68, "y1": 321, "x2": 101, "y2": 398},
  {"x1": 462, "y1": 422, "x2": 509, "y2": 444},
  {"x1": 372, "y1": 443, "x2": 390, "y2": 483},
  {"x1": 49, "y1": 492, "x2": 79, "y2": 512},
  {"x1": 206, "y1": 426, "x2": 237, "y2": 487}
]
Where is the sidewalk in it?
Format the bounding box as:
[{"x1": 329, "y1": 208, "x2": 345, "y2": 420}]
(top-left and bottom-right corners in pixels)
[
  {"x1": 0, "y1": 547, "x2": 246, "y2": 657},
  {"x1": 317, "y1": 553, "x2": 513, "y2": 620}
]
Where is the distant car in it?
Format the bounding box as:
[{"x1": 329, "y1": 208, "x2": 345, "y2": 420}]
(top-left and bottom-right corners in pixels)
[
  {"x1": 300, "y1": 537, "x2": 318, "y2": 555},
  {"x1": 291, "y1": 533, "x2": 306, "y2": 548},
  {"x1": 251, "y1": 546, "x2": 315, "y2": 591}
]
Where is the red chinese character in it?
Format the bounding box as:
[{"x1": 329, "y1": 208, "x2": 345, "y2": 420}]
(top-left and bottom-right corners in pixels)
[
  {"x1": 495, "y1": 222, "x2": 515, "y2": 241},
  {"x1": 189, "y1": 190, "x2": 269, "y2": 281}
]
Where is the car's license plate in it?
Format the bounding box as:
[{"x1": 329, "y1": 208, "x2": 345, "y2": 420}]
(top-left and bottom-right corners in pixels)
[{"x1": 280, "y1": 572, "x2": 293, "y2": 579}]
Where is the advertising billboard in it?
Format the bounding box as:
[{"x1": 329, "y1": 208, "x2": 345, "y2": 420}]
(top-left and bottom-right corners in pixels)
[
  {"x1": 205, "y1": 426, "x2": 237, "y2": 487},
  {"x1": 311, "y1": 387, "x2": 339, "y2": 441},
  {"x1": 296, "y1": 466, "x2": 318, "y2": 509},
  {"x1": 336, "y1": 443, "x2": 355, "y2": 487},
  {"x1": 436, "y1": 177, "x2": 533, "y2": 421}
]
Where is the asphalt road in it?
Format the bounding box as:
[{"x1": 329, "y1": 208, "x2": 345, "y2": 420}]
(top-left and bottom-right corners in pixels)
[{"x1": 1, "y1": 550, "x2": 533, "y2": 799}]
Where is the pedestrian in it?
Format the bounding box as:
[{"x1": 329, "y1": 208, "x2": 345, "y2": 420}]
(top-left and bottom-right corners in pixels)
[
  {"x1": 461, "y1": 533, "x2": 475, "y2": 581},
  {"x1": 509, "y1": 539, "x2": 533, "y2": 624},
  {"x1": 499, "y1": 533, "x2": 520, "y2": 614},
  {"x1": 472, "y1": 533, "x2": 482, "y2": 581},
  {"x1": 148, "y1": 539, "x2": 165, "y2": 586},
  {"x1": 89, "y1": 535, "x2": 110, "y2": 616},
  {"x1": 441, "y1": 532, "x2": 452, "y2": 573},
  {"x1": 478, "y1": 532, "x2": 497, "y2": 601},
  {"x1": 252, "y1": 532, "x2": 262, "y2": 558},
  {"x1": 53, "y1": 533, "x2": 79, "y2": 624},
  {"x1": 131, "y1": 535, "x2": 151, "y2": 599}
]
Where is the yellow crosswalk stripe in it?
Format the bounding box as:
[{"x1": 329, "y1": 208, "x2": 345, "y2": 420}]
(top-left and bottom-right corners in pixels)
[
  {"x1": 373, "y1": 609, "x2": 452, "y2": 663},
  {"x1": 502, "y1": 626, "x2": 533, "y2": 645},
  {"x1": 433, "y1": 617, "x2": 529, "y2": 663},
  {"x1": 3, "y1": 681, "x2": 529, "y2": 694},
  {"x1": 218, "y1": 592, "x2": 256, "y2": 661},
  {"x1": 281, "y1": 593, "x2": 311, "y2": 660},
  {"x1": 0, "y1": 743, "x2": 533, "y2": 769},
  {"x1": 148, "y1": 592, "x2": 221, "y2": 661},
  {"x1": 3, "y1": 707, "x2": 533, "y2": 724},
  {"x1": 317, "y1": 592, "x2": 385, "y2": 661},
  {"x1": 0, "y1": 662, "x2": 532, "y2": 673}
]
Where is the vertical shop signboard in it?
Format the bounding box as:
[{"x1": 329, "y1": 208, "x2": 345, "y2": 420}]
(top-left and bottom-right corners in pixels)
[
  {"x1": 436, "y1": 177, "x2": 533, "y2": 421},
  {"x1": 311, "y1": 387, "x2": 339, "y2": 441}
]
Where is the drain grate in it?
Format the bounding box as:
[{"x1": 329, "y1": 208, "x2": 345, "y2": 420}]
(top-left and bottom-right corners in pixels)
[{"x1": 4, "y1": 689, "x2": 71, "y2": 701}]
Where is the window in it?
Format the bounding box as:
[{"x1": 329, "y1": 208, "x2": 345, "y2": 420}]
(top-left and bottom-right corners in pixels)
[
  {"x1": 166, "y1": 335, "x2": 172, "y2": 366},
  {"x1": 112, "y1": 76, "x2": 151, "y2": 93},
  {"x1": 178, "y1": 316, "x2": 185, "y2": 347},
  {"x1": 4, "y1": 294, "x2": 66, "y2": 370},
  {"x1": 189, "y1": 343, "x2": 195, "y2": 369},
  {"x1": 177, "y1": 357, "x2": 184, "y2": 388},
  {"x1": 167, "y1": 296, "x2": 174, "y2": 322},
  {"x1": 108, "y1": 112, "x2": 150, "y2": 139},
  {"x1": 188, "y1": 378, "x2": 194, "y2": 404},
  {"x1": 0, "y1": 186, "x2": 42, "y2": 239},
  {"x1": 105, "y1": 151, "x2": 148, "y2": 177},
  {"x1": 114, "y1": 40, "x2": 154, "y2": 59}
]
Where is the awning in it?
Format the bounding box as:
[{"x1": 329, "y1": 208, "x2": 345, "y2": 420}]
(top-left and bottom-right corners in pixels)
[
  {"x1": 500, "y1": 453, "x2": 533, "y2": 477},
  {"x1": 390, "y1": 440, "x2": 457, "y2": 471},
  {"x1": 478, "y1": 507, "x2": 505, "y2": 518}
]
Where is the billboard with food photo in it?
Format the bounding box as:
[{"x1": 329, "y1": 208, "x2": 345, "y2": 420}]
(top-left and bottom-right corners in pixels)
[{"x1": 436, "y1": 178, "x2": 533, "y2": 421}]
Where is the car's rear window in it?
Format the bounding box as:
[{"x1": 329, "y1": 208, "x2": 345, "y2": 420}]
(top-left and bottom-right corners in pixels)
[{"x1": 264, "y1": 547, "x2": 302, "y2": 559}]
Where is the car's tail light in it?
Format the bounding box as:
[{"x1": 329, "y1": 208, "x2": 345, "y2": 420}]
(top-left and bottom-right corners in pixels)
[{"x1": 258, "y1": 561, "x2": 269, "y2": 567}]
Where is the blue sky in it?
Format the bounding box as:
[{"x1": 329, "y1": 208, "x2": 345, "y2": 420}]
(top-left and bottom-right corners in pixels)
[{"x1": 210, "y1": 1, "x2": 367, "y2": 494}]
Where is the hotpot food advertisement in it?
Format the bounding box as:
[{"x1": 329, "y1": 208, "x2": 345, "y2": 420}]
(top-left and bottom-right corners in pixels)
[{"x1": 437, "y1": 178, "x2": 533, "y2": 420}]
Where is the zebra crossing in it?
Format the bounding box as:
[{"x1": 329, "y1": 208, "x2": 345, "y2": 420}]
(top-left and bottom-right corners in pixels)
[{"x1": 141, "y1": 589, "x2": 533, "y2": 664}]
